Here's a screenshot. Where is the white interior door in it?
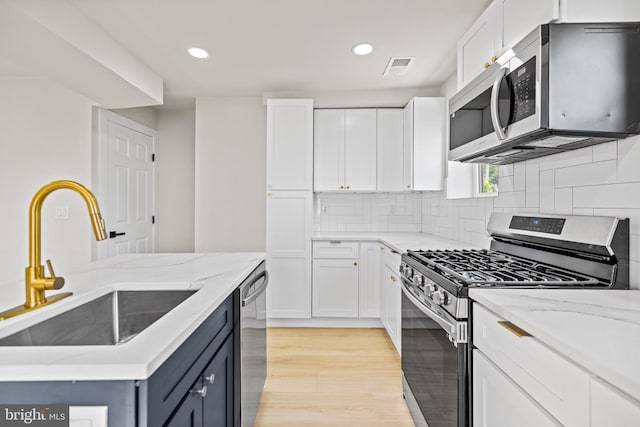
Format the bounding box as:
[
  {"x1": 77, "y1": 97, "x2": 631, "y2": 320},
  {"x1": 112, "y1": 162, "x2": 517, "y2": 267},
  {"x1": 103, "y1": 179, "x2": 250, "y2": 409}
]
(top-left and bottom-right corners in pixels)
[{"x1": 105, "y1": 116, "x2": 155, "y2": 257}]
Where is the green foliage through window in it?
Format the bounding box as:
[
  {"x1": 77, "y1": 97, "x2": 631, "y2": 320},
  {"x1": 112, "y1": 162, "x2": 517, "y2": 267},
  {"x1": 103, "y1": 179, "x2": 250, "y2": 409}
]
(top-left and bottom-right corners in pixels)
[{"x1": 479, "y1": 164, "x2": 499, "y2": 194}]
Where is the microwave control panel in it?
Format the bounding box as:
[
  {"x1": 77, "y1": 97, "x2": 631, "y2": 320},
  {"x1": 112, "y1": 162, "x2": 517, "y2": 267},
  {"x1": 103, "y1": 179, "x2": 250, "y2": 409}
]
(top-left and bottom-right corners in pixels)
[{"x1": 508, "y1": 57, "x2": 536, "y2": 123}]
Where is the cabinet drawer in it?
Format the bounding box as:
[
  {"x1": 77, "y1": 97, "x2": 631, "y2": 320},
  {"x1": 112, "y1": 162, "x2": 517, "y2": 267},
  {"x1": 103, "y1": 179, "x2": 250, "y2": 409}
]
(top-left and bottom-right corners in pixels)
[
  {"x1": 382, "y1": 245, "x2": 401, "y2": 273},
  {"x1": 312, "y1": 241, "x2": 359, "y2": 259},
  {"x1": 590, "y1": 377, "x2": 640, "y2": 427},
  {"x1": 141, "y1": 293, "x2": 234, "y2": 426},
  {"x1": 472, "y1": 304, "x2": 590, "y2": 427}
]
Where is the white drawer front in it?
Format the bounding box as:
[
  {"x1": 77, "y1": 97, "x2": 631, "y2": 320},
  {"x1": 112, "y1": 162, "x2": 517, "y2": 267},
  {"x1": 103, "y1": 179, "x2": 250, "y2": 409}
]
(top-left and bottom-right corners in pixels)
[
  {"x1": 382, "y1": 245, "x2": 401, "y2": 273},
  {"x1": 312, "y1": 241, "x2": 359, "y2": 259},
  {"x1": 472, "y1": 304, "x2": 590, "y2": 427}
]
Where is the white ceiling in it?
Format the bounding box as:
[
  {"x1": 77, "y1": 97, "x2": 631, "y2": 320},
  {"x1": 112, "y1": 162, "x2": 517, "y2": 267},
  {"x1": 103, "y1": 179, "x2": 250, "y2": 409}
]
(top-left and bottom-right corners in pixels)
[{"x1": 4, "y1": 0, "x2": 492, "y2": 106}]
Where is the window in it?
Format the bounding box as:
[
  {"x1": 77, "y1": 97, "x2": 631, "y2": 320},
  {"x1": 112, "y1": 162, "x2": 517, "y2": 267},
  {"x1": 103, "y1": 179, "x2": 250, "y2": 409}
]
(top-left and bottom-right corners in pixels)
[{"x1": 478, "y1": 164, "x2": 499, "y2": 195}]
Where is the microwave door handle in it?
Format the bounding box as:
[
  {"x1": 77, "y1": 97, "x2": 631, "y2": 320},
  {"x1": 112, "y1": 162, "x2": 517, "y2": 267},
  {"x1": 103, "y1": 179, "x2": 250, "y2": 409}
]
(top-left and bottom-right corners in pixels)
[{"x1": 490, "y1": 67, "x2": 508, "y2": 140}]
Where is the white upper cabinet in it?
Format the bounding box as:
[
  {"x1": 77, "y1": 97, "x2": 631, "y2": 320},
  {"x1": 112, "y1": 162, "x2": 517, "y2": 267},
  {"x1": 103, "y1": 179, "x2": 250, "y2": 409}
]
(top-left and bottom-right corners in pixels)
[
  {"x1": 345, "y1": 109, "x2": 377, "y2": 191},
  {"x1": 457, "y1": 1, "x2": 502, "y2": 89},
  {"x1": 459, "y1": 0, "x2": 640, "y2": 89},
  {"x1": 499, "y1": 0, "x2": 559, "y2": 54},
  {"x1": 376, "y1": 109, "x2": 404, "y2": 192},
  {"x1": 403, "y1": 98, "x2": 445, "y2": 191},
  {"x1": 314, "y1": 109, "x2": 377, "y2": 192},
  {"x1": 266, "y1": 99, "x2": 313, "y2": 190},
  {"x1": 313, "y1": 109, "x2": 345, "y2": 191}
]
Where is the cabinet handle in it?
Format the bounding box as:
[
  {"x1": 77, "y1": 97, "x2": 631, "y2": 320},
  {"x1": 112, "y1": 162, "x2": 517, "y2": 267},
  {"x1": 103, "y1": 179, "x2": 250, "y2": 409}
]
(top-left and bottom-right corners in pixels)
[
  {"x1": 346, "y1": 185, "x2": 350, "y2": 189},
  {"x1": 353, "y1": 262, "x2": 358, "y2": 266},
  {"x1": 497, "y1": 321, "x2": 532, "y2": 338},
  {"x1": 491, "y1": 55, "x2": 498, "y2": 63},
  {"x1": 390, "y1": 275, "x2": 397, "y2": 282},
  {"x1": 484, "y1": 62, "x2": 490, "y2": 69},
  {"x1": 205, "y1": 374, "x2": 215, "y2": 384},
  {"x1": 340, "y1": 185, "x2": 344, "y2": 189},
  {"x1": 407, "y1": 185, "x2": 411, "y2": 189},
  {"x1": 190, "y1": 385, "x2": 208, "y2": 398},
  {"x1": 329, "y1": 240, "x2": 342, "y2": 244}
]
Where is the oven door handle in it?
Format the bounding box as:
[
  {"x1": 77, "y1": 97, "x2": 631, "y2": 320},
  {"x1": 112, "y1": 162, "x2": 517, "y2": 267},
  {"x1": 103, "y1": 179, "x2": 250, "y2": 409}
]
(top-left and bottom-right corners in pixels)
[
  {"x1": 490, "y1": 67, "x2": 508, "y2": 141},
  {"x1": 401, "y1": 277, "x2": 467, "y2": 344}
]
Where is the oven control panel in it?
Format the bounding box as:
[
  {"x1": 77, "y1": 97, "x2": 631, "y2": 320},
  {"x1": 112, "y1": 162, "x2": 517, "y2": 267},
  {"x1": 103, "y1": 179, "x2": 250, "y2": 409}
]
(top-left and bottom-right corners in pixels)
[{"x1": 509, "y1": 215, "x2": 565, "y2": 235}]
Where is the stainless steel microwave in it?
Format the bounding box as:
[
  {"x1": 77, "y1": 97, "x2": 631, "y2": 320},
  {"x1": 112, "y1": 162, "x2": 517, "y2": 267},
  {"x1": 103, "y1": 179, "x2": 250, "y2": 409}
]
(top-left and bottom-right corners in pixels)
[{"x1": 449, "y1": 22, "x2": 640, "y2": 164}]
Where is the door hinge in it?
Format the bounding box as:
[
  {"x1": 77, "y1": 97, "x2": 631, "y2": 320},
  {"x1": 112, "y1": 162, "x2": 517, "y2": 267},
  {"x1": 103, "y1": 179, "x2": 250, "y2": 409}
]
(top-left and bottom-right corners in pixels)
[
  {"x1": 152, "y1": 215, "x2": 155, "y2": 224},
  {"x1": 152, "y1": 153, "x2": 155, "y2": 162}
]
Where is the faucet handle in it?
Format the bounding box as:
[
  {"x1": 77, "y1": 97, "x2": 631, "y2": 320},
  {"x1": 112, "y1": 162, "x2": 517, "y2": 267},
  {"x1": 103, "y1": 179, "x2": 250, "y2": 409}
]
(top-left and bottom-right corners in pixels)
[{"x1": 45, "y1": 259, "x2": 65, "y2": 290}]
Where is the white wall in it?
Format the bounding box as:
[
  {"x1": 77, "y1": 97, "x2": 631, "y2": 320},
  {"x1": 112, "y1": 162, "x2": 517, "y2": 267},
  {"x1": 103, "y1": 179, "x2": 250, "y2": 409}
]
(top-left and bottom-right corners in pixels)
[
  {"x1": 157, "y1": 108, "x2": 196, "y2": 252},
  {"x1": 194, "y1": 97, "x2": 266, "y2": 252},
  {"x1": 110, "y1": 107, "x2": 158, "y2": 130},
  {"x1": 0, "y1": 77, "x2": 96, "y2": 288}
]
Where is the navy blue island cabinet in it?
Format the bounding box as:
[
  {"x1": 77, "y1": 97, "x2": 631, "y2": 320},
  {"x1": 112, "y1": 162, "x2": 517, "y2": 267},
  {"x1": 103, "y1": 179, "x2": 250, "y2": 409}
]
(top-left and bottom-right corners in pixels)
[{"x1": 0, "y1": 291, "x2": 240, "y2": 427}]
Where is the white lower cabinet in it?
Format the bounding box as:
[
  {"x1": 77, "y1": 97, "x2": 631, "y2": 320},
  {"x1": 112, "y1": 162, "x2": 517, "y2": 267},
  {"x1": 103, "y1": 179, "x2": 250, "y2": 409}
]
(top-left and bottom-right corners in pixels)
[
  {"x1": 473, "y1": 350, "x2": 560, "y2": 427},
  {"x1": 473, "y1": 302, "x2": 640, "y2": 426},
  {"x1": 590, "y1": 377, "x2": 640, "y2": 427},
  {"x1": 358, "y1": 242, "x2": 381, "y2": 318},
  {"x1": 266, "y1": 191, "x2": 312, "y2": 318},
  {"x1": 380, "y1": 244, "x2": 401, "y2": 354},
  {"x1": 312, "y1": 259, "x2": 359, "y2": 317}
]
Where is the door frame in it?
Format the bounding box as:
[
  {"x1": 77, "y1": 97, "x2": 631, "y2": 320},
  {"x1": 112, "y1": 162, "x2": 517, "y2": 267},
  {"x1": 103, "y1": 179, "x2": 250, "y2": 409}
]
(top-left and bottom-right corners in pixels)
[{"x1": 92, "y1": 108, "x2": 158, "y2": 260}]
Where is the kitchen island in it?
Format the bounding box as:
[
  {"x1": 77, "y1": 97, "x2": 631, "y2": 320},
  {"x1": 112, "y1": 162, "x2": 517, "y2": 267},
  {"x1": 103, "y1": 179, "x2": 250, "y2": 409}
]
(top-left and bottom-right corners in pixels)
[
  {"x1": 470, "y1": 289, "x2": 640, "y2": 425},
  {"x1": 0, "y1": 252, "x2": 265, "y2": 427}
]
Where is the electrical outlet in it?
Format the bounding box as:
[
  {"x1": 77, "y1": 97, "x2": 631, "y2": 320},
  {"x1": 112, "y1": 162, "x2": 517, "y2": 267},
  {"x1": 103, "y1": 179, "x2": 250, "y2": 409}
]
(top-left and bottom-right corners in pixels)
[{"x1": 55, "y1": 205, "x2": 70, "y2": 220}]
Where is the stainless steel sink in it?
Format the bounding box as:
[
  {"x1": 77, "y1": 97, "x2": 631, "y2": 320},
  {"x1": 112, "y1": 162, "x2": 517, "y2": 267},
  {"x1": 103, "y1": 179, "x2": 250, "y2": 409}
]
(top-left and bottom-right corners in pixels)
[{"x1": 0, "y1": 290, "x2": 197, "y2": 346}]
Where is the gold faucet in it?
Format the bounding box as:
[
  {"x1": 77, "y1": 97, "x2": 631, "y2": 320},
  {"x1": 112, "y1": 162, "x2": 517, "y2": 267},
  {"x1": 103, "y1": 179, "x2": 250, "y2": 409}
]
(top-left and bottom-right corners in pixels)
[{"x1": 0, "y1": 180, "x2": 107, "y2": 320}]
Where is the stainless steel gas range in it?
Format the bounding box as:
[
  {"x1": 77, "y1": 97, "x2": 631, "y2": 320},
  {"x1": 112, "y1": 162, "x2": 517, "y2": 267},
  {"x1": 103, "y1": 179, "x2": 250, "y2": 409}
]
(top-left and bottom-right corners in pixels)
[{"x1": 400, "y1": 213, "x2": 630, "y2": 427}]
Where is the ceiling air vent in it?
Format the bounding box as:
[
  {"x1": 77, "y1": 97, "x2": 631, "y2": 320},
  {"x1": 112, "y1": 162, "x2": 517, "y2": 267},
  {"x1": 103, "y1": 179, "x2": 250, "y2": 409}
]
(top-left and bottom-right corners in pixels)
[{"x1": 383, "y1": 56, "x2": 415, "y2": 76}]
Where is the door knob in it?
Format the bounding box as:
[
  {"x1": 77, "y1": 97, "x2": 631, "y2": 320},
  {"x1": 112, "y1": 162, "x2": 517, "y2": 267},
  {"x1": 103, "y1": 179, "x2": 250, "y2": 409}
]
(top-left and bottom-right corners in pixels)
[{"x1": 109, "y1": 231, "x2": 126, "y2": 239}]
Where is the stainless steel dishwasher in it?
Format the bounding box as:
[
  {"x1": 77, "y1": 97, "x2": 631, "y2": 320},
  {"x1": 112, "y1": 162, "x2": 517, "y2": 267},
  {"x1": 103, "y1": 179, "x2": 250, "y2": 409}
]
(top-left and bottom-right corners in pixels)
[{"x1": 238, "y1": 261, "x2": 268, "y2": 427}]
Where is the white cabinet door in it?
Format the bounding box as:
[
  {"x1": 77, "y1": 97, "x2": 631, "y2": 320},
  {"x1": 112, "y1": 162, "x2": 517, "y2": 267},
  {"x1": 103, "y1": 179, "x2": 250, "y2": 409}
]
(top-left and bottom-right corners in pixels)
[
  {"x1": 560, "y1": 0, "x2": 640, "y2": 23},
  {"x1": 312, "y1": 259, "x2": 359, "y2": 317},
  {"x1": 382, "y1": 263, "x2": 401, "y2": 355},
  {"x1": 313, "y1": 109, "x2": 345, "y2": 191},
  {"x1": 376, "y1": 109, "x2": 404, "y2": 192},
  {"x1": 412, "y1": 98, "x2": 445, "y2": 191},
  {"x1": 499, "y1": 0, "x2": 559, "y2": 52},
  {"x1": 473, "y1": 350, "x2": 561, "y2": 427},
  {"x1": 266, "y1": 99, "x2": 313, "y2": 190},
  {"x1": 345, "y1": 109, "x2": 377, "y2": 191},
  {"x1": 457, "y1": 1, "x2": 501, "y2": 89},
  {"x1": 590, "y1": 377, "x2": 640, "y2": 427},
  {"x1": 266, "y1": 191, "x2": 312, "y2": 318},
  {"x1": 402, "y1": 101, "x2": 414, "y2": 191},
  {"x1": 358, "y1": 242, "x2": 381, "y2": 318}
]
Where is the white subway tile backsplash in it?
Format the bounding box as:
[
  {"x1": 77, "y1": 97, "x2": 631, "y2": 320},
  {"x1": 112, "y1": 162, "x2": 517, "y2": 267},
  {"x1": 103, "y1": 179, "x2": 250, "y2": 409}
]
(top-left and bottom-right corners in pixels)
[
  {"x1": 593, "y1": 141, "x2": 617, "y2": 162},
  {"x1": 493, "y1": 191, "x2": 526, "y2": 208},
  {"x1": 499, "y1": 175, "x2": 514, "y2": 192},
  {"x1": 538, "y1": 146, "x2": 593, "y2": 170},
  {"x1": 555, "y1": 160, "x2": 617, "y2": 188},
  {"x1": 554, "y1": 188, "x2": 573, "y2": 214},
  {"x1": 499, "y1": 164, "x2": 514, "y2": 177},
  {"x1": 574, "y1": 182, "x2": 640, "y2": 209},
  {"x1": 525, "y1": 160, "x2": 539, "y2": 208},
  {"x1": 572, "y1": 208, "x2": 594, "y2": 216},
  {"x1": 539, "y1": 170, "x2": 555, "y2": 213},
  {"x1": 617, "y1": 135, "x2": 640, "y2": 183},
  {"x1": 514, "y1": 163, "x2": 526, "y2": 191}
]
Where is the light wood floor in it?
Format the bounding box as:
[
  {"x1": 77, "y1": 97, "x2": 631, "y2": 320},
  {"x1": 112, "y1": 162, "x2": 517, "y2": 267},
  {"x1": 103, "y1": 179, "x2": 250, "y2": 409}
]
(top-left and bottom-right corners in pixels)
[{"x1": 254, "y1": 328, "x2": 415, "y2": 427}]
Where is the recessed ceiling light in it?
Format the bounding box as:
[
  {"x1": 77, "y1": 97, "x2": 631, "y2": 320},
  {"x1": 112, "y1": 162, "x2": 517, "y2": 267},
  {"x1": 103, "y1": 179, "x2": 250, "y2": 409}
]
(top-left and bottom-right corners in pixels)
[
  {"x1": 188, "y1": 47, "x2": 209, "y2": 59},
  {"x1": 352, "y1": 43, "x2": 373, "y2": 56}
]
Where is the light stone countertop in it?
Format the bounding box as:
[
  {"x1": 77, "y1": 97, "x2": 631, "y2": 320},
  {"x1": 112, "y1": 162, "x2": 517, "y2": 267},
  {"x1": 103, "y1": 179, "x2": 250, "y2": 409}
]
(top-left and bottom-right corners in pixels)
[
  {"x1": 0, "y1": 252, "x2": 264, "y2": 381},
  {"x1": 469, "y1": 289, "x2": 640, "y2": 402},
  {"x1": 312, "y1": 231, "x2": 483, "y2": 252}
]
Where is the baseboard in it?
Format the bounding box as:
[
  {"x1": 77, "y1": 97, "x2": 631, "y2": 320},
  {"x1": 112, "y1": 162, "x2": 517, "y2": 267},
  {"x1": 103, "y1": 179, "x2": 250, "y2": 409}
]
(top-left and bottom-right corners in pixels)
[{"x1": 267, "y1": 317, "x2": 384, "y2": 328}]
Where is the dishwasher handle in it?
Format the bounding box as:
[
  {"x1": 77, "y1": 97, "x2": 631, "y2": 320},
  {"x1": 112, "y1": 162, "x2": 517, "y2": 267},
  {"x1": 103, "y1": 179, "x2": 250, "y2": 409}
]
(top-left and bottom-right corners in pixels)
[{"x1": 242, "y1": 271, "x2": 269, "y2": 307}]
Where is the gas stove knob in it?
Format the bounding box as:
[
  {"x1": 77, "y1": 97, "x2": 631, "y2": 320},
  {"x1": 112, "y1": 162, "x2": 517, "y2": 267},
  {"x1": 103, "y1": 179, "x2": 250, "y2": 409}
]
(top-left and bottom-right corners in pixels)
[
  {"x1": 425, "y1": 283, "x2": 435, "y2": 297},
  {"x1": 412, "y1": 274, "x2": 423, "y2": 287},
  {"x1": 433, "y1": 290, "x2": 449, "y2": 306}
]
